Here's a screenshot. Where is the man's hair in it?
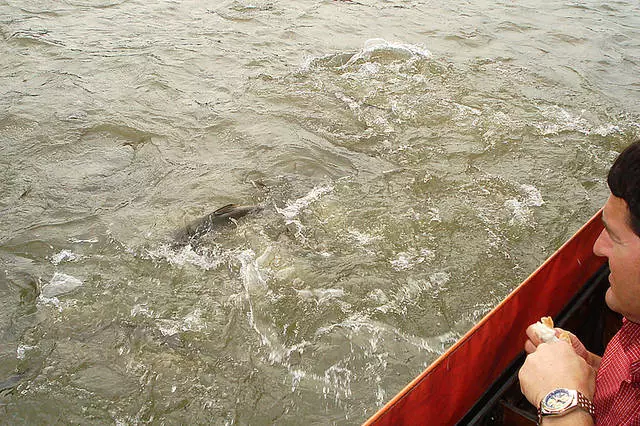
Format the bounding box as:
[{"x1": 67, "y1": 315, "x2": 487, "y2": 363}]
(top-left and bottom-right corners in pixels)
[{"x1": 608, "y1": 140, "x2": 640, "y2": 236}]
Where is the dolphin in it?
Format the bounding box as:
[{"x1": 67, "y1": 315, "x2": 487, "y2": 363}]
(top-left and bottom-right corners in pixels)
[
  {"x1": 0, "y1": 374, "x2": 23, "y2": 395},
  {"x1": 173, "y1": 203, "x2": 263, "y2": 245}
]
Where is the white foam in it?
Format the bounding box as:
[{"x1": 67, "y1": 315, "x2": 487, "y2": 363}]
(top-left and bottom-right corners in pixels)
[
  {"x1": 390, "y1": 248, "x2": 434, "y2": 271},
  {"x1": 375, "y1": 377, "x2": 386, "y2": 407},
  {"x1": 276, "y1": 185, "x2": 334, "y2": 221},
  {"x1": 183, "y1": 309, "x2": 207, "y2": 332},
  {"x1": 534, "y1": 106, "x2": 623, "y2": 136},
  {"x1": 348, "y1": 229, "x2": 381, "y2": 246},
  {"x1": 299, "y1": 52, "x2": 336, "y2": 72},
  {"x1": 157, "y1": 320, "x2": 181, "y2": 337},
  {"x1": 359, "y1": 62, "x2": 380, "y2": 75},
  {"x1": 295, "y1": 288, "x2": 345, "y2": 305},
  {"x1": 276, "y1": 185, "x2": 333, "y2": 242},
  {"x1": 267, "y1": 340, "x2": 311, "y2": 366},
  {"x1": 334, "y1": 91, "x2": 394, "y2": 133},
  {"x1": 237, "y1": 249, "x2": 267, "y2": 291},
  {"x1": 465, "y1": 302, "x2": 494, "y2": 324},
  {"x1": 322, "y1": 364, "x2": 352, "y2": 404},
  {"x1": 156, "y1": 309, "x2": 207, "y2": 337},
  {"x1": 50, "y1": 249, "x2": 79, "y2": 265},
  {"x1": 504, "y1": 199, "x2": 530, "y2": 225},
  {"x1": 16, "y1": 344, "x2": 36, "y2": 360},
  {"x1": 374, "y1": 277, "x2": 433, "y2": 315},
  {"x1": 504, "y1": 184, "x2": 544, "y2": 225},
  {"x1": 299, "y1": 38, "x2": 431, "y2": 73},
  {"x1": 520, "y1": 184, "x2": 544, "y2": 207},
  {"x1": 235, "y1": 249, "x2": 274, "y2": 348},
  {"x1": 592, "y1": 123, "x2": 621, "y2": 136},
  {"x1": 147, "y1": 244, "x2": 226, "y2": 271},
  {"x1": 37, "y1": 295, "x2": 61, "y2": 310},
  {"x1": 68, "y1": 237, "x2": 98, "y2": 244},
  {"x1": 450, "y1": 101, "x2": 482, "y2": 120},
  {"x1": 429, "y1": 272, "x2": 450, "y2": 290},
  {"x1": 390, "y1": 253, "x2": 412, "y2": 271},
  {"x1": 316, "y1": 313, "x2": 380, "y2": 336},
  {"x1": 535, "y1": 106, "x2": 591, "y2": 135},
  {"x1": 40, "y1": 272, "x2": 83, "y2": 298},
  {"x1": 291, "y1": 369, "x2": 306, "y2": 393},
  {"x1": 341, "y1": 38, "x2": 432, "y2": 69},
  {"x1": 131, "y1": 304, "x2": 153, "y2": 318},
  {"x1": 335, "y1": 92, "x2": 360, "y2": 112},
  {"x1": 256, "y1": 246, "x2": 276, "y2": 267},
  {"x1": 427, "y1": 207, "x2": 441, "y2": 223},
  {"x1": 367, "y1": 288, "x2": 389, "y2": 304}
]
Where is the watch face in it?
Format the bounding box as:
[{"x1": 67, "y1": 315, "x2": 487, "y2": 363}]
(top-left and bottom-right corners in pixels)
[{"x1": 542, "y1": 388, "x2": 574, "y2": 412}]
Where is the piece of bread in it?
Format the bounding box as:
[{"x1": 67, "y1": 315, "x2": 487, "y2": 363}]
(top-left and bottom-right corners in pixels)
[{"x1": 531, "y1": 316, "x2": 571, "y2": 344}]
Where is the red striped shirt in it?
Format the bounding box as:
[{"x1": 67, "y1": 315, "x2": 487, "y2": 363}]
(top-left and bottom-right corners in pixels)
[{"x1": 594, "y1": 318, "x2": 640, "y2": 425}]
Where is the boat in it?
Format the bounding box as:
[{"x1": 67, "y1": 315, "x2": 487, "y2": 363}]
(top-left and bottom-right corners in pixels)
[{"x1": 364, "y1": 210, "x2": 621, "y2": 425}]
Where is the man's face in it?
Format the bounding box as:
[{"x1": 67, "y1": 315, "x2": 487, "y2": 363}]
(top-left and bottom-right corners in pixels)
[{"x1": 593, "y1": 195, "x2": 640, "y2": 322}]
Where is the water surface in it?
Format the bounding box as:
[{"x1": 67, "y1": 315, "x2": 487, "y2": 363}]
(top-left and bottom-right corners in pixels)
[{"x1": 1, "y1": 0, "x2": 639, "y2": 424}]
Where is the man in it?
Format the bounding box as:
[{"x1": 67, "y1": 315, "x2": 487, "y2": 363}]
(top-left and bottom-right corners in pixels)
[{"x1": 519, "y1": 140, "x2": 640, "y2": 425}]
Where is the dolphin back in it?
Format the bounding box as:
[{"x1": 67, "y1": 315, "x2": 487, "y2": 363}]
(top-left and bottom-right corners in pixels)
[
  {"x1": 212, "y1": 204, "x2": 261, "y2": 220},
  {"x1": 0, "y1": 374, "x2": 23, "y2": 394},
  {"x1": 173, "y1": 204, "x2": 262, "y2": 245}
]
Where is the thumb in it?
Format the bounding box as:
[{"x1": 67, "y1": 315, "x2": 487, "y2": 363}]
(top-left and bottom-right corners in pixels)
[{"x1": 556, "y1": 329, "x2": 589, "y2": 360}]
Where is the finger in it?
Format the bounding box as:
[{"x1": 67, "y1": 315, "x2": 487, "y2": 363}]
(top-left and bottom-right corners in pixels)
[
  {"x1": 553, "y1": 327, "x2": 569, "y2": 338},
  {"x1": 560, "y1": 330, "x2": 590, "y2": 360},
  {"x1": 554, "y1": 329, "x2": 577, "y2": 346},
  {"x1": 525, "y1": 324, "x2": 542, "y2": 346},
  {"x1": 559, "y1": 329, "x2": 578, "y2": 345},
  {"x1": 524, "y1": 339, "x2": 537, "y2": 354}
]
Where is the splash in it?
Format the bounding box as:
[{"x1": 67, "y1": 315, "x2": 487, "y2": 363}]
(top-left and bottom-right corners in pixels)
[
  {"x1": 237, "y1": 249, "x2": 267, "y2": 292},
  {"x1": 390, "y1": 248, "x2": 435, "y2": 271},
  {"x1": 68, "y1": 237, "x2": 99, "y2": 244},
  {"x1": 520, "y1": 184, "x2": 544, "y2": 207},
  {"x1": 316, "y1": 313, "x2": 381, "y2": 336},
  {"x1": 16, "y1": 344, "x2": 36, "y2": 360},
  {"x1": 323, "y1": 364, "x2": 352, "y2": 405},
  {"x1": 156, "y1": 309, "x2": 207, "y2": 337},
  {"x1": 40, "y1": 272, "x2": 83, "y2": 298},
  {"x1": 534, "y1": 105, "x2": 624, "y2": 136},
  {"x1": 146, "y1": 244, "x2": 227, "y2": 271},
  {"x1": 340, "y1": 38, "x2": 432, "y2": 69},
  {"x1": 504, "y1": 183, "x2": 544, "y2": 225},
  {"x1": 275, "y1": 185, "x2": 334, "y2": 241},
  {"x1": 294, "y1": 288, "x2": 345, "y2": 305},
  {"x1": 348, "y1": 229, "x2": 382, "y2": 254},
  {"x1": 50, "y1": 249, "x2": 80, "y2": 265},
  {"x1": 299, "y1": 38, "x2": 431, "y2": 72},
  {"x1": 236, "y1": 249, "x2": 271, "y2": 347},
  {"x1": 276, "y1": 185, "x2": 334, "y2": 221}
]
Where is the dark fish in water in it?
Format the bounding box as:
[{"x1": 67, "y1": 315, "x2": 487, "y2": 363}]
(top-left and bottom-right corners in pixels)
[
  {"x1": 174, "y1": 204, "x2": 262, "y2": 245},
  {"x1": 0, "y1": 374, "x2": 23, "y2": 395}
]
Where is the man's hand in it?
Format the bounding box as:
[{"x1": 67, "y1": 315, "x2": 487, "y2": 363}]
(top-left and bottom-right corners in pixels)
[
  {"x1": 524, "y1": 324, "x2": 602, "y2": 370},
  {"x1": 518, "y1": 340, "x2": 596, "y2": 407}
]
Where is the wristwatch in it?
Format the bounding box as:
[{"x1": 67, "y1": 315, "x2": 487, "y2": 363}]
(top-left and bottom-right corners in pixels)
[{"x1": 538, "y1": 388, "x2": 595, "y2": 424}]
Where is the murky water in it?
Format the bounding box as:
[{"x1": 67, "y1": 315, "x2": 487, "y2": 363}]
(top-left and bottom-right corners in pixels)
[{"x1": 1, "y1": 0, "x2": 639, "y2": 424}]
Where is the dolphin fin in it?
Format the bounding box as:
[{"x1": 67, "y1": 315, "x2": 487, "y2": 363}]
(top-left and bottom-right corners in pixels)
[{"x1": 213, "y1": 204, "x2": 240, "y2": 217}]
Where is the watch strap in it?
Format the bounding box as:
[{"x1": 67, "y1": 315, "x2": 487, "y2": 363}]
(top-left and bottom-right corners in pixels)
[{"x1": 576, "y1": 391, "x2": 595, "y2": 417}]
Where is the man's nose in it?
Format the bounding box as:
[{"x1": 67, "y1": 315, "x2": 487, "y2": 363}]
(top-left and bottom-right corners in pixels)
[{"x1": 593, "y1": 229, "x2": 608, "y2": 258}]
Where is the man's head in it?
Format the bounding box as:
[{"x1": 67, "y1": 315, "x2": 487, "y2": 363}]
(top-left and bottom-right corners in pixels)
[
  {"x1": 607, "y1": 141, "x2": 640, "y2": 236},
  {"x1": 593, "y1": 140, "x2": 640, "y2": 322}
]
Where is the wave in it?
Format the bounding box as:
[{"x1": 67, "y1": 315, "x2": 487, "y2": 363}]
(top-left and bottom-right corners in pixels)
[{"x1": 300, "y1": 38, "x2": 431, "y2": 72}]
